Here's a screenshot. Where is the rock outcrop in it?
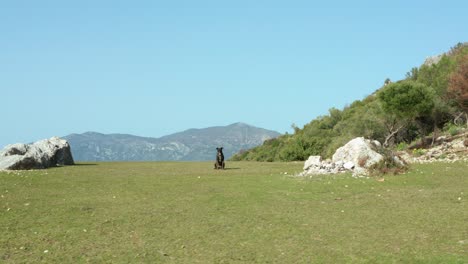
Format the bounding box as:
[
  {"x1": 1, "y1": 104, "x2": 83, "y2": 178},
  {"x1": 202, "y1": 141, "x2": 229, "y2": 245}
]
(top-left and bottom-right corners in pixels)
[
  {"x1": 0, "y1": 137, "x2": 74, "y2": 170},
  {"x1": 423, "y1": 54, "x2": 444, "y2": 66},
  {"x1": 300, "y1": 137, "x2": 385, "y2": 177}
]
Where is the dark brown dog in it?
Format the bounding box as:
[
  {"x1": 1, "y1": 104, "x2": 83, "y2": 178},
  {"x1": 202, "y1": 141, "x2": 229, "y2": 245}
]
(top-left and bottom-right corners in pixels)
[{"x1": 214, "y1": 147, "x2": 225, "y2": 169}]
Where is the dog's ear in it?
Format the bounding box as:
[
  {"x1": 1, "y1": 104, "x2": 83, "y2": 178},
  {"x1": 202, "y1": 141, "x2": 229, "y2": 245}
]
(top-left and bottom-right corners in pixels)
[
  {"x1": 220, "y1": 147, "x2": 223, "y2": 150},
  {"x1": 216, "y1": 147, "x2": 219, "y2": 151}
]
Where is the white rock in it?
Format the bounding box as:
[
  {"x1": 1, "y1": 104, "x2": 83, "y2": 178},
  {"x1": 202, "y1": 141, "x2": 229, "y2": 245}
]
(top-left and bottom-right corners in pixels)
[
  {"x1": 371, "y1": 140, "x2": 382, "y2": 148},
  {"x1": 332, "y1": 137, "x2": 383, "y2": 168},
  {"x1": 0, "y1": 137, "x2": 74, "y2": 170},
  {"x1": 343, "y1": 161, "x2": 355, "y2": 170},
  {"x1": 299, "y1": 137, "x2": 406, "y2": 177},
  {"x1": 0, "y1": 143, "x2": 29, "y2": 157},
  {"x1": 353, "y1": 167, "x2": 368, "y2": 176},
  {"x1": 453, "y1": 139, "x2": 467, "y2": 149},
  {"x1": 303, "y1": 156, "x2": 322, "y2": 170},
  {"x1": 334, "y1": 160, "x2": 344, "y2": 168}
]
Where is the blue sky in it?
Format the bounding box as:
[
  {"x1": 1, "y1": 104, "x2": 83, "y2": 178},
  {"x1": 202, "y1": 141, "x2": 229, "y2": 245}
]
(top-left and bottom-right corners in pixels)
[{"x1": 1, "y1": 0, "x2": 467, "y2": 148}]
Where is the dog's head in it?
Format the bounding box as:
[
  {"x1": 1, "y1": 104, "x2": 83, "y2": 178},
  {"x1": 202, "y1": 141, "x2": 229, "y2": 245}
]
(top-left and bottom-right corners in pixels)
[{"x1": 216, "y1": 147, "x2": 223, "y2": 154}]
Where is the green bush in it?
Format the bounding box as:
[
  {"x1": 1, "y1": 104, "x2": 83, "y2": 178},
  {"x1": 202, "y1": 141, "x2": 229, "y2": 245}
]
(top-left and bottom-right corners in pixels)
[
  {"x1": 396, "y1": 142, "x2": 408, "y2": 151},
  {"x1": 367, "y1": 149, "x2": 408, "y2": 176},
  {"x1": 412, "y1": 148, "x2": 426, "y2": 157},
  {"x1": 443, "y1": 122, "x2": 462, "y2": 136}
]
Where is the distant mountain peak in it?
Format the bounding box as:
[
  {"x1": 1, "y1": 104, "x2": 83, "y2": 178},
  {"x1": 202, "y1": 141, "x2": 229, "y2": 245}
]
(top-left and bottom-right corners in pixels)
[
  {"x1": 230, "y1": 122, "x2": 249, "y2": 126},
  {"x1": 82, "y1": 131, "x2": 103, "y2": 136}
]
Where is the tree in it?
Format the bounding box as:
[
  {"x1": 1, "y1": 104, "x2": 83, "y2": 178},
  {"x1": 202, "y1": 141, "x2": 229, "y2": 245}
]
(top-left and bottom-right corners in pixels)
[
  {"x1": 384, "y1": 78, "x2": 392, "y2": 86},
  {"x1": 379, "y1": 81, "x2": 434, "y2": 120},
  {"x1": 378, "y1": 81, "x2": 435, "y2": 146},
  {"x1": 405, "y1": 67, "x2": 419, "y2": 80},
  {"x1": 449, "y1": 54, "x2": 468, "y2": 113}
]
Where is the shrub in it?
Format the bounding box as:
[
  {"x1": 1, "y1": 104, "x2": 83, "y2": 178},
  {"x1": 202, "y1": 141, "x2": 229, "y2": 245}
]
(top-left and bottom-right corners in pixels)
[
  {"x1": 443, "y1": 122, "x2": 462, "y2": 136},
  {"x1": 367, "y1": 149, "x2": 408, "y2": 176},
  {"x1": 396, "y1": 142, "x2": 408, "y2": 151},
  {"x1": 412, "y1": 148, "x2": 426, "y2": 157}
]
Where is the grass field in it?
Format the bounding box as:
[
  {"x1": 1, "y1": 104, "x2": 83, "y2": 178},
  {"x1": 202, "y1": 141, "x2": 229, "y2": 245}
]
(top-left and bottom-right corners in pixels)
[{"x1": 1, "y1": 161, "x2": 467, "y2": 263}]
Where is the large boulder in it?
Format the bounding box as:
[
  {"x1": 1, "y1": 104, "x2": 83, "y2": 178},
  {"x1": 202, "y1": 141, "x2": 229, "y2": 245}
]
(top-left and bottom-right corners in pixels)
[
  {"x1": 300, "y1": 137, "x2": 385, "y2": 177},
  {"x1": 332, "y1": 137, "x2": 383, "y2": 170},
  {"x1": 0, "y1": 137, "x2": 74, "y2": 170}
]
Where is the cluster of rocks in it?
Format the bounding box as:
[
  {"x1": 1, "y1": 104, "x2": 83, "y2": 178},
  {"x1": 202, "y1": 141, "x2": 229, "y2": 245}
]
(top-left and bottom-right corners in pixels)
[
  {"x1": 299, "y1": 134, "x2": 468, "y2": 177},
  {"x1": 0, "y1": 137, "x2": 74, "y2": 170},
  {"x1": 399, "y1": 135, "x2": 468, "y2": 164},
  {"x1": 299, "y1": 137, "x2": 389, "y2": 177},
  {"x1": 299, "y1": 156, "x2": 353, "y2": 176}
]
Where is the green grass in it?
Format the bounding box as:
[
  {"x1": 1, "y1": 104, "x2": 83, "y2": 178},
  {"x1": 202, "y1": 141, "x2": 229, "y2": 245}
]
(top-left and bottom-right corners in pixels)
[{"x1": 1, "y1": 161, "x2": 467, "y2": 263}]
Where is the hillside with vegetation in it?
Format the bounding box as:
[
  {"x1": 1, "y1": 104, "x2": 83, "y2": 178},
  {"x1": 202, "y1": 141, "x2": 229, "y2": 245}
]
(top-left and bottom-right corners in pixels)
[{"x1": 232, "y1": 43, "x2": 468, "y2": 162}]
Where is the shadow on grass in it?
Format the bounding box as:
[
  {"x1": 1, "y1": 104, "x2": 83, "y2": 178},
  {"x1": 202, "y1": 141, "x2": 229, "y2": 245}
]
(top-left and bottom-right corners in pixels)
[
  {"x1": 73, "y1": 163, "x2": 98, "y2": 166},
  {"x1": 224, "y1": 167, "x2": 241, "y2": 170}
]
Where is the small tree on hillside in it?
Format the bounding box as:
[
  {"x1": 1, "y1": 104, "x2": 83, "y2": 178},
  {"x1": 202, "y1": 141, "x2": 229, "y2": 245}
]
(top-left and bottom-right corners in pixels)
[
  {"x1": 378, "y1": 81, "x2": 435, "y2": 146},
  {"x1": 384, "y1": 78, "x2": 392, "y2": 86},
  {"x1": 405, "y1": 67, "x2": 419, "y2": 81}
]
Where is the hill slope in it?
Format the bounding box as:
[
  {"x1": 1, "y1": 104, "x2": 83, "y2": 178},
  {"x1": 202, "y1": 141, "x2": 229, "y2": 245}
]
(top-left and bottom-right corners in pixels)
[
  {"x1": 232, "y1": 43, "x2": 468, "y2": 162},
  {"x1": 64, "y1": 123, "x2": 280, "y2": 161}
]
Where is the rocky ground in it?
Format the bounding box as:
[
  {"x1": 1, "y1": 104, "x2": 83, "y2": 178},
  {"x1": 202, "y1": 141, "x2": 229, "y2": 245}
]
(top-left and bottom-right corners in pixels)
[
  {"x1": 399, "y1": 133, "x2": 468, "y2": 164},
  {"x1": 299, "y1": 132, "x2": 468, "y2": 178}
]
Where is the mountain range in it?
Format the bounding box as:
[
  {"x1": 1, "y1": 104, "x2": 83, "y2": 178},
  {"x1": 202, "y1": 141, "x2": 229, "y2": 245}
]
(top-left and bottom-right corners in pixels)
[{"x1": 63, "y1": 122, "x2": 281, "y2": 161}]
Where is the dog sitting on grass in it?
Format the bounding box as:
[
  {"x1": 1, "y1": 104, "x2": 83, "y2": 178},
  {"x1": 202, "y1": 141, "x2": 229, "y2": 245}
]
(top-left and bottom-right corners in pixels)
[{"x1": 214, "y1": 147, "x2": 225, "y2": 169}]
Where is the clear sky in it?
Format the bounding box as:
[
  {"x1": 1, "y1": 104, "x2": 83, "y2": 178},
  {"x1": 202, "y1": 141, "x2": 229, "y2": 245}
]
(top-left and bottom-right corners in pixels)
[{"x1": 1, "y1": 0, "x2": 467, "y2": 148}]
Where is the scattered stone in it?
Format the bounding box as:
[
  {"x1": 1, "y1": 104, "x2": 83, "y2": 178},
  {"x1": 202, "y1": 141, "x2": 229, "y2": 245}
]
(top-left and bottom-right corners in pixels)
[{"x1": 398, "y1": 135, "x2": 468, "y2": 164}]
